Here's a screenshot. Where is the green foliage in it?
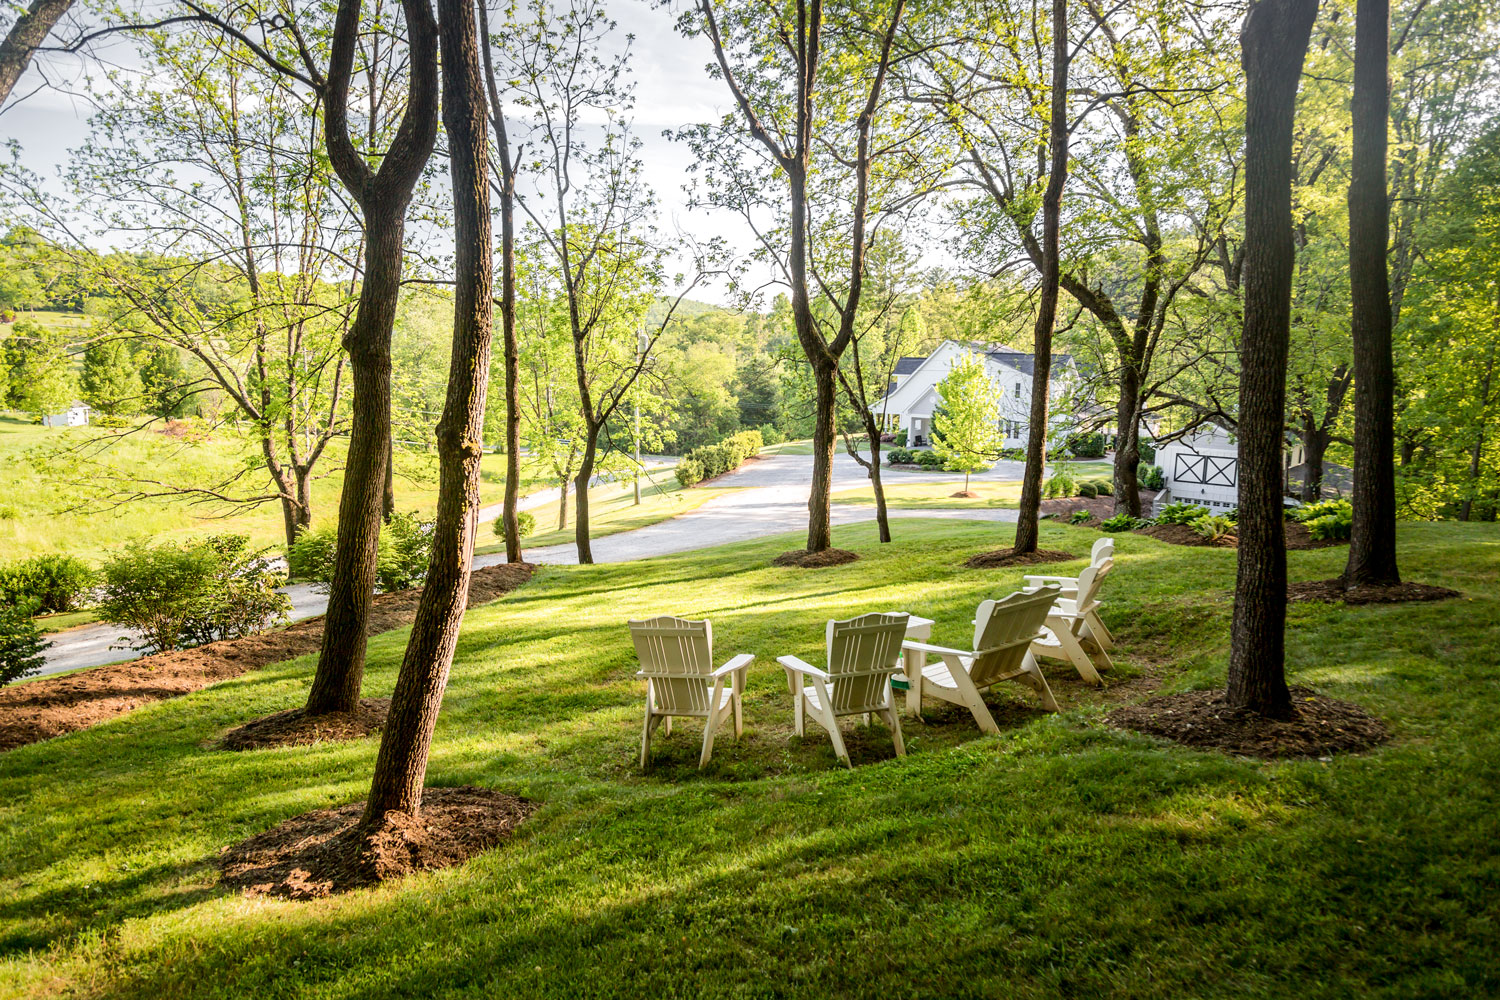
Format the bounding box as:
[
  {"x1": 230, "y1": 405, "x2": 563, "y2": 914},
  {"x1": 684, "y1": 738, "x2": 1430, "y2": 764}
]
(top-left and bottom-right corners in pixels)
[
  {"x1": 2, "y1": 320, "x2": 76, "y2": 418},
  {"x1": 1137, "y1": 440, "x2": 1157, "y2": 464},
  {"x1": 892, "y1": 428, "x2": 908, "y2": 447},
  {"x1": 915, "y1": 449, "x2": 943, "y2": 468},
  {"x1": 1305, "y1": 508, "x2": 1354, "y2": 542},
  {"x1": 1091, "y1": 478, "x2": 1113, "y2": 496},
  {"x1": 932, "y1": 353, "x2": 1001, "y2": 477},
  {"x1": 288, "y1": 513, "x2": 435, "y2": 593},
  {"x1": 756, "y1": 423, "x2": 785, "y2": 446},
  {"x1": 1069, "y1": 509, "x2": 1092, "y2": 525},
  {"x1": 96, "y1": 535, "x2": 289, "y2": 654},
  {"x1": 1291, "y1": 499, "x2": 1353, "y2": 523},
  {"x1": 886, "y1": 447, "x2": 913, "y2": 465},
  {"x1": 1139, "y1": 463, "x2": 1166, "y2": 490},
  {"x1": 494, "y1": 510, "x2": 537, "y2": 540},
  {"x1": 79, "y1": 339, "x2": 142, "y2": 416},
  {"x1": 1156, "y1": 502, "x2": 1211, "y2": 526},
  {"x1": 1097, "y1": 513, "x2": 1141, "y2": 532},
  {"x1": 138, "y1": 344, "x2": 188, "y2": 419},
  {"x1": 1079, "y1": 482, "x2": 1098, "y2": 499},
  {"x1": 1066, "y1": 431, "x2": 1107, "y2": 458},
  {"x1": 286, "y1": 526, "x2": 338, "y2": 584},
  {"x1": 673, "y1": 430, "x2": 763, "y2": 487},
  {"x1": 1043, "y1": 473, "x2": 1076, "y2": 499},
  {"x1": 1190, "y1": 514, "x2": 1236, "y2": 542},
  {"x1": 0, "y1": 554, "x2": 97, "y2": 613},
  {"x1": 0, "y1": 598, "x2": 50, "y2": 686}
]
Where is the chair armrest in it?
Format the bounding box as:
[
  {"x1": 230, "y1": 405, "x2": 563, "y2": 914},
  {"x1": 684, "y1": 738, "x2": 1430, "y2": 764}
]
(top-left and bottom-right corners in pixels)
[
  {"x1": 1023, "y1": 574, "x2": 1077, "y2": 588},
  {"x1": 901, "y1": 639, "x2": 970, "y2": 659},
  {"x1": 713, "y1": 653, "x2": 755, "y2": 678},
  {"x1": 777, "y1": 654, "x2": 830, "y2": 682}
]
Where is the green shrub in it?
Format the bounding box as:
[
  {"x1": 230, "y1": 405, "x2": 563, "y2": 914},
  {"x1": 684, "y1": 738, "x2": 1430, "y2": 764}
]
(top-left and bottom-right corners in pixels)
[
  {"x1": 0, "y1": 599, "x2": 50, "y2": 687},
  {"x1": 287, "y1": 526, "x2": 339, "y2": 583},
  {"x1": 676, "y1": 431, "x2": 762, "y2": 487},
  {"x1": 1137, "y1": 440, "x2": 1157, "y2": 464},
  {"x1": 491, "y1": 510, "x2": 537, "y2": 539},
  {"x1": 1043, "y1": 473, "x2": 1076, "y2": 499},
  {"x1": 0, "y1": 554, "x2": 97, "y2": 613},
  {"x1": 1090, "y1": 479, "x2": 1113, "y2": 496},
  {"x1": 97, "y1": 535, "x2": 290, "y2": 654},
  {"x1": 757, "y1": 423, "x2": 785, "y2": 446},
  {"x1": 674, "y1": 457, "x2": 703, "y2": 487},
  {"x1": 378, "y1": 511, "x2": 434, "y2": 593},
  {"x1": 1191, "y1": 514, "x2": 1236, "y2": 542},
  {"x1": 1306, "y1": 510, "x2": 1353, "y2": 541},
  {"x1": 1139, "y1": 463, "x2": 1165, "y2": 490},
  {"x1": 915, "y1": 449, "x2": 943, "y2": 468},
  {"x1": 1291, "y1": 498, "x2": 1353, "y2": 523},
  {"x1": 886, "y1": 447, "x2": 913, "y2": 465},
  {"x1": 1067, "y1": 431, "x2": 1107, "y2": 458},
  {"x1": 893, "y1": 429, "x2": 908, "y2": 447},
  {"x1": 1099, "y1": 513, "x2": 1138, "y2": 532},
  {"x1": 1069, "y1": 509, "x2": 1092, "y2": 525},
  {"x1": 1156, "y1": 501, "x2": 1210, "y2": 526},
  {"x1": 1078, "y1": 482, "x2": 1098, "y2": 498}
]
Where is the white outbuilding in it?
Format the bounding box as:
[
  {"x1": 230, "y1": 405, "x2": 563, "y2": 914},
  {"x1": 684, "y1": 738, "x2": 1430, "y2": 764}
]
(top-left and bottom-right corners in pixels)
[
  {"x1": 42, "y1": 401, "x2": 91, "y2": 428},
  {"x1": 1157, "y1": 426, "x2": 1240, "y2": 511}
]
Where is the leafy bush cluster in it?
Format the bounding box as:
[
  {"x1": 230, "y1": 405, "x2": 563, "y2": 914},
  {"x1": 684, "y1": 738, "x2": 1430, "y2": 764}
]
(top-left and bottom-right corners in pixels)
[
  {"x1": 892, "y1": 429, "x2": 908, "y2": 447},
  {"x1": 757, "y1": 423, "x2": 786, "y2": 446},
  {"x1": 1191, "y1": 514, "x2": 1236, "y2": 542},
  {"x1": 674, "y1": 430, "x2": 764, "y2": 487},
  {"x1": 915, "y1": 449, "x2": 943, "y2": 468},
  {"x1": 1291, "y1": 498, "x2": 1354, "y2": 540},
  {"x1": 0, "y1": 554, "x2": 97, "y2": 613},
  {"x1": 1137, "y1": 440, "x2": 1157, "y2": 464},
  {"x1": 288, "y1": 510, "x2": 436, "y2": 594},
  {"x1": 1043, "y1": 473, "x2": 1076, "y2": 498},
  {"x1": 1155, "y1": 502, "x2": 1211, "y2": 525},
  {"x1": 492, "y1": 509, "x2": 537, "y2": 540},
  {"x1": 1138, "y1": 463, "x2": 1165, "y2": 490},
  {"x1": 1069, "y1": 509, "x2": 1092, "y2": 525},
  {"x1": 1099, "y1": 513, "x2": 1151, "y2": 532},
  {"x1": 0, "y1": 599, "x2": 50, "y2": 687},
  {"x1": 886, "y1": 447, "x2": 914, "y2": 465},
  {"x1": 96, "y1": 535, "x2": 290, "y2": 655},
  {"x1": 1066, "y1": 431, "x2": 1107, "y2": 458},
  {"x1": 1077, "y1": 478, "x2": 1113, "y2": 498}
]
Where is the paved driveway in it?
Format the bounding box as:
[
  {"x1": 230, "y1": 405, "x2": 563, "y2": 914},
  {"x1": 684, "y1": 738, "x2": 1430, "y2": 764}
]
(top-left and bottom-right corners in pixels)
[{"x1": 33, "y1": 451, "x2": 1019, "y2": 677}]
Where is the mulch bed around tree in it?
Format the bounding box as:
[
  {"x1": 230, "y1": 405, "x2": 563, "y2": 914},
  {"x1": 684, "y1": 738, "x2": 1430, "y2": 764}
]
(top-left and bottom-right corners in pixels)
[
  {"x1": 951, "y1": 490, "x2": 981, "y2": 499},
  {"x1": 965, "y1": 548, "x2": 1075, "y2": 569},
  {"x1": 1288, "y1": 577, "x2": 1461, "y2": 605},
  {"x1": 219, "y1": 698, "x2": 392, "y2": 751},
  {"x1": 0, "y1": 563, "x2": 536, "y2": 754},
  {"x1": 1049, "y1": 498, "x2": 1344, "y2": 551},
  {"x1": 1106, "y1": 685, "x2": 1390, "y2": 758},
  {"x1": 219, "y1": 786, "x2": 536, "y2": 900},
  {"x1": 772, "y1": 548, "x2": 861, "y2": 568}
]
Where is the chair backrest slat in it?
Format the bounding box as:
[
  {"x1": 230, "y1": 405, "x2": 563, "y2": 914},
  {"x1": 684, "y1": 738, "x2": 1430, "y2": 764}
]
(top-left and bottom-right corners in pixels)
[
  {"x1": 1090, "y1": 537, "x2": 1114, "y2": 567},
  {"x1": 1073, "y1": 561, "x2": 1111, "y2": 614},
  {"x1": 823, "y1": 612, "x2": 909, "y2": 714},
  {"x1": 629, "y1": 616, "x2": 714, "y2": 714},
  {"x1": 968, "y1": 588, "x2": 1058, "y2": 688}
]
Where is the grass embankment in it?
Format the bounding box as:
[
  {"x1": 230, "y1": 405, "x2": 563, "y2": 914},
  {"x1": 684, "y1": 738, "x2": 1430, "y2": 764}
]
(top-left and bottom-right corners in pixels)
[
  {"x1": 2, "y1": 520, "x2": 1498, "y2": 997},
  {"x1": 0, "y1": 416, "x2": 542, "y2": 563},
  {"x1": 479, "y1": 476, "x2": 737, "y2": 555},
  {"x1": 834, "y1": 480, "x2": 1022, "y2": 509},
  {"x1": 759, "y1": 437, "x2": 816, "y2": 456}
]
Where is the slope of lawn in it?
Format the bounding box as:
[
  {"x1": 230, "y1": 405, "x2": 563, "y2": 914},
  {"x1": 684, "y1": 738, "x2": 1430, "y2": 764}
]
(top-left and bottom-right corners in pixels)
[
  {"x1": 833, "y1": 479, "x2": 1022, "y2": 508},
  {"x1": 479, "y1": 477, "x2": 741, "y2": 554},
  {"x1": 1, "y1": 519, "x2": 1498, "y2": 998}
]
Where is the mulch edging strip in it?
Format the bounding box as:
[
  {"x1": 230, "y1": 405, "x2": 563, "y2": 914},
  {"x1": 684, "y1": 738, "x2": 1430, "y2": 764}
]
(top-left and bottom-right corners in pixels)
[
  {"x1": 219, "y1": 698, "x2": 392, "y2": 751},
  {"x1": 0, "y1": 563, "x2": 536, "y2": 754},
  {"x1": 965, "y1": 548, "x2": 1074, "y2": 569},
  {"x1": 772, "y1": 548, "x2": 860, "y2": 568},
  {"x1": 1288, "y1": 577, "x2": 1460, "y2": 605},
  {"x1": 1106, "y1": 685, "x2": 1390, "y2": 758},
  {"x1": 219, "y1": 786, "x2": 536, "y2": 899}
]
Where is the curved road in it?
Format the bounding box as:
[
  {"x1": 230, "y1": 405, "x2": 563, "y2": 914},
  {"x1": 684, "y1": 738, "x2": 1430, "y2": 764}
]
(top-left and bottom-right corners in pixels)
[{"x1": 34, "y1": 451, "x2": 1021, "y2": 678}]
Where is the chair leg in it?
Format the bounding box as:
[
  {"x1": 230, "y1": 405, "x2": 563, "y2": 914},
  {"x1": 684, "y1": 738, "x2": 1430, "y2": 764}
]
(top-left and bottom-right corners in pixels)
[
  {"x1": 943, "y1": 654, "x2": 999, "y2": 734},
  {"x1": 906, "y1": 670, "x2": 924, "y2": 717},
  {"x1": 640, "y1": 701, "x2": 656, "y2": 769},
  {"x1": 1051, "y1": 618, "x2": 1103, "y2": 686},
  {"x1": 1086, "y1": 610, "x2": 1114, "y2": 652},
  {"x1": 794, "y1": 688, "x2": 805, "y2": 736},
  {"x1": 1018, "y1": 651, "x2": 1059, "y2": 712},
  {"x1": 885, "y1": 696, "x2": 906, "y2": 758},
  {"x1": 825, "y1": 715, "x2": 852, "y2": 768},
  {"x1": 664, "y1": 716, "x2": 673, "y2": 737},
  {"x1": 733, "y1": 692, "x2": 743, "y2": 740},
  {"x1": 699, "y1": 712, "x2": 719, "y2": 769}
]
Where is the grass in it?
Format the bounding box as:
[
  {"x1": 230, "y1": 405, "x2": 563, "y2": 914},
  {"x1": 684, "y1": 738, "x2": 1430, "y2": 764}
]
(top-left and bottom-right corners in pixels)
[
  {"x1": 476, "y1": 477, "x2": 741, "y2": 553},
  {"x1": 833, "y1": 480, "x2": 1022, "y2": 509},
  {"x1": 2, "y1": 519, "x2": 1499, "y2": 998},
  {"x1": 0, "y1": 416, "x2": 543, "y2": 564},
  {"x1": 759, "y1": 437, "x2": 816, "y2": 455}
]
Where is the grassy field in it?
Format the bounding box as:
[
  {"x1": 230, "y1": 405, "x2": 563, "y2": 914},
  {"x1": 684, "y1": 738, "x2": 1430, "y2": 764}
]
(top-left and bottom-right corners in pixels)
[
  {"x1": 759, "y1": 437, "x2": 816, "y2": 456},
  {"x1": 2, "y1": 519, "x2": 1498, "y2": 997},
  {"x1": 0, "y1": 416, "x2": 541, "y2": 564},
  {"x1": 0, "y1": 309, "x2": 92, "y2": 337},
  {"x1": 833, "y1": 480, "x2": 1022, "y2": 509},
  {"x1": 477, "y1": 477, "x2": 741, "y2": 554}
]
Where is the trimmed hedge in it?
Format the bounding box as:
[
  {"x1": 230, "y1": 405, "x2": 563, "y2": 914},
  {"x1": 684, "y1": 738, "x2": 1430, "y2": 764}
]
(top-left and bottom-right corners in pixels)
[
  {"x1": 0, "y1": 555, "x2": 97, "y2": 614},
  {"x1": 675, "y1": 430, "x2": 764, "y2": 487}
]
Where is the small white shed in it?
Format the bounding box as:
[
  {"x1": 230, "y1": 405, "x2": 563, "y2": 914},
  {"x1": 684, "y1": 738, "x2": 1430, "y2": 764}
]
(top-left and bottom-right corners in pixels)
[
  {"x1": 43, "y1": 402, "x2": 91, "y2": 428},
  {"x1": 1158, "y1": 426, "x2": 1239, "y2": 511}
]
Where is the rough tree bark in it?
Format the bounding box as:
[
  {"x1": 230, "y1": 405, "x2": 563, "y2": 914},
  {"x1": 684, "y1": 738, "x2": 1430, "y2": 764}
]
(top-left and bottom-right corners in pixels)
[
  {"x1": 0, "y1": 0, "x2": 72, "y2": 107},
  {"x1": 1013, "y1": 0, "x2": 1069, "y2": 555},
  {"x1": 305, "y1": 0, "x2": 440, "y2": 716},
  {"x1": 1344, "y1": 0, "x2": 1400, "y2": 588},
  {"x1": 362, "y1": 0, "x2": 492, "y2": 826},
  {"x1": 1227, "y1": 0, "x2": 1318, "y2": 718}
]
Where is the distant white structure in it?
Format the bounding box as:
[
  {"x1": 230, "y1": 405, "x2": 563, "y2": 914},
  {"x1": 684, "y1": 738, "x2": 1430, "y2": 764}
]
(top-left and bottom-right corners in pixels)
[
  {"x1": 879, "y1": 340, "x2": 1084, "y2": 448},
  {"x1": 1158, "y1": 426, "x2": 1239, "y2": 511},
  {"x1": 42, "y1": 401, "x2": 90, "y2": 428}
]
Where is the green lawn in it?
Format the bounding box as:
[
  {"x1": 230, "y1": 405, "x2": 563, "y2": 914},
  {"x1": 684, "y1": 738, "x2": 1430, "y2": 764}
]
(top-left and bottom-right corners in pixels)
[
  {"x1": 834, "y1": 480, "x2": 1022, "y2": 509},
  {"x1": 759, "y1": 437, "x2": 816, "y2": 455},
  {"x1": 2, "y1": 520, "x2": 1498, "y2": 997},
  {"x1": 0, "y1": 416, "x2": 541, "y2": 564},
  {"x1": 477, "y1": 477, "x2": 742, "y2": 553}
]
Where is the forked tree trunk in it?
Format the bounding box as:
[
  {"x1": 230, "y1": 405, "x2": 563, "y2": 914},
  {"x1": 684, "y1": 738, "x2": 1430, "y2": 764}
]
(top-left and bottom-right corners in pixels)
[
  {"x1": 1014, "y1": 0, "x2": 1069, "y2": 555},
  {"x1": 557, "y1": 478, "x2": 569, "y2": 531},
  {"x1": 807, "y1": 359, "x2": 838, "y2": 552},
  {"x1": 361, "y1": 0, "x2": 492, "y2": 826},
  {"x1": 0, "y1": 0, "x2": 72, "y2": 108},
  {"x1": 1112, "y1": 374, "x2": 1142, "y2": 517},
  {"x1": 1344, "y1": 0, "x2": 1400, "y2": 588},
  {"x1": 1301, "y1": 422, "x2": 1327, "y2": 501},
  {"x1": 1226, "y1": 0, "x2": 1318, "y2": 718}
]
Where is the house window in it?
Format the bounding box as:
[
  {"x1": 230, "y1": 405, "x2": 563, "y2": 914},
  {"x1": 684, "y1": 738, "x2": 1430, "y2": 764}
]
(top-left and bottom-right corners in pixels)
[{"x1": 1014, "y1": 380, "x2": 1021, "y2": 397}]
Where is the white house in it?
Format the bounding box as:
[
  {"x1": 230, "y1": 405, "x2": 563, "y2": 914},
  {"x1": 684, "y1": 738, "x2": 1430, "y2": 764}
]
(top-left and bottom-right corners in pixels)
[
  {"x1": 879, "y1": 340, "x2": 1083, "y2": 449},
  {"x1": 1157, "y1": 426, "x2": 1239, "y2": 511},
  {"x1": 42, "y1": 401, "x2": 90, "y2": 428}
]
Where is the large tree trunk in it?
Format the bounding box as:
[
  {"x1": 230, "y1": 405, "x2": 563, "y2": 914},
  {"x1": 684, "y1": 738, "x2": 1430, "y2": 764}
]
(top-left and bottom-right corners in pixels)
[
  {"x1": 1014, "y1": 0, "x2": 1068, "y2": 555},
  {"x1": 361, "y1": 0, "x2": 492, "y2": 826},
  {"x1": 1111, "y1": 374, "x2": 1142, "y2": 517},
  {"x1": 556, "y1": 477, "x2": 569, "y2": 531},
  {"x1": 1226, "y1": 0, "x2": 1317, "y2": 718},
  {"x1": 0, "y1": 0, "x2": 72, "y2": 108},
  {"x1": 306, "y1": 209, "x2": 406, "y2": 715},
  {"x1": 807, "y1": 359, "x2": 838, "y2": 552},
  {"x1": 574, "y1": 429, "x2": 598, "y2": 564},
  {"x1": 1300, "y1": 420, "x2": 1327, "y2": 501},
  {"x1": 1344, "y1": 0, "x2": 1400, "y2": 589},
  {"x1": 499, "y1": 187, "x2": 522, "y2": 562}
]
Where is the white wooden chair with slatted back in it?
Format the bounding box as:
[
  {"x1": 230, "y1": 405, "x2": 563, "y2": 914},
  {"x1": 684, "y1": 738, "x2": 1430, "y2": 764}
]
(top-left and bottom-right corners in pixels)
[
  {"x1": 1028, "y1": 562, "x2": 1115, "y2": 685},
  {"x1": 1022, "y1": 537, "x2": 1116, "y2": 651},
  {"x1": 777, "y1": 612, "x2": 910, "y2": 769},
  {"x1": 900, "y1": 587, "x2": 1061, "y2": 732},
  {"x1": 629, "y1": 616, "x2": 754, "y2": 769}
]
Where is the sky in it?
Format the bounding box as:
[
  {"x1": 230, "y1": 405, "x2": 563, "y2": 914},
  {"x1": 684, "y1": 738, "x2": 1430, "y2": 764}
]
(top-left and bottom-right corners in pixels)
[{"x1": 0, "y1": 0, "x2": 766, "y2": 305}]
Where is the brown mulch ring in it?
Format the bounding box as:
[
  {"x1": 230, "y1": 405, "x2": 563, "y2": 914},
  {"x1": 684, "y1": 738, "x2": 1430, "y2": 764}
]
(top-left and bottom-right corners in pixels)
[
  {"x1": 1049, "y1": 498, "x2": 1345, "y2": 551},
  {"x1": 219, "y1": 786, "x2": 536, "y2": 900},
  {"x1": 0, "y1": 563, "x2": 536, "y2": 754},
  {"x1": 1288, "y1": 577, "x2": 1461, "y2": 606},
  {"x1": 1106, "y1": 685, "x2": 1390, "y2": 758},
  {"x1": 1134, "y1": 522, "x2": 1235, "y2": 548},
  {"x1": 951, "y1": 490, "x2": 981, "y2": 499},
  {"x1": 965, "y1": 548, "x2": 1075, "y2": 569},
  {"x1": 1041, "y1": 490, "x2": 1160, "y2": 525},
  {"x1": 772, "y1": 548, "x2": 861, "y2": 568},
  {"x1": 219, "y1": 698, "x2": 392, "y2": 751}
]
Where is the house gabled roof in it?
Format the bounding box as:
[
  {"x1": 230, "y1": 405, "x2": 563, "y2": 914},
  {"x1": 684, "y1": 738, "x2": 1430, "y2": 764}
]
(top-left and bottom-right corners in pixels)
[{"x1": 892, "y1": 356, "x2": 926, "y2": 376}]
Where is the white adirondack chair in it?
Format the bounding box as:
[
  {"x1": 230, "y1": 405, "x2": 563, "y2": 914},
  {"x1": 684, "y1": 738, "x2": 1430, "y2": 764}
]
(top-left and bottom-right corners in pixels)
[
  {"x1": 629, "y1": 616, "x2": 754, "y2": 769},
  {"x1": 1028, "y1": 562, "x2": 1115, "y2": 685},
  {"x1": 777, "y1": 612, "x2": 910, "y2": 768},
  {"x1": 900, "y1": 587, "x2": 1061, "y2": 731},
  {"x1": 1022, "y1": 537, "x2": 1115, "y2": 651}
]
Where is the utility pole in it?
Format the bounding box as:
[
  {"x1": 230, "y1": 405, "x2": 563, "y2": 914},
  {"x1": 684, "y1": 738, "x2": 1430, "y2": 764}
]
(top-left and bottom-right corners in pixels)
[{"x1": 634, "y1": 323, "x2": 646, "y2": 504}]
